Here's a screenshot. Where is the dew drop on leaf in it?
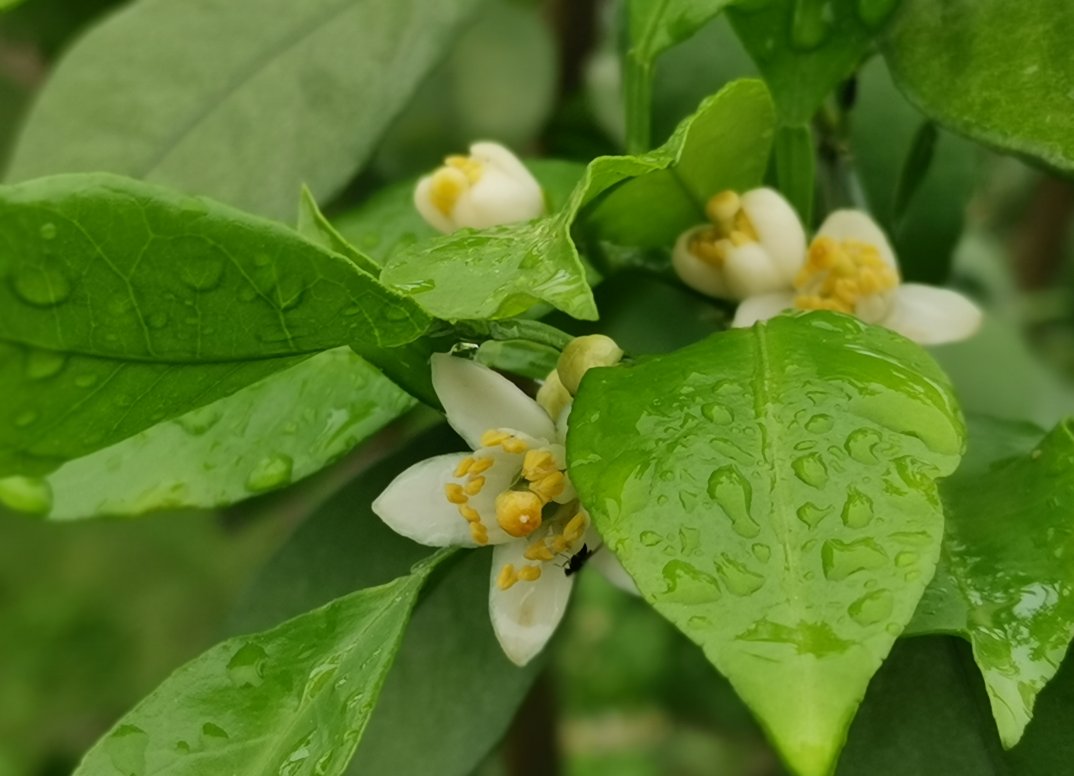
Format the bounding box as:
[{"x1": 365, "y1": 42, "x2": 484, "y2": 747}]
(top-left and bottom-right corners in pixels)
[
  {"x1": 840, "y1": 487, "x2": 875, "y2": 528},
  {"x1": 12, "y1": 266, "x2": 72, "y2": 307},
  {"x1": 796, "y1": 501, "x2": 831, "y2": 528},
  {"x1": 716, "y1": 554, "x2": 766, "y2": 596},
  {"x1": 792, "y1": 452, "x2": 829, "y2": 488},
  {"x1": 790, "y1": 0, "x2": 833, "y2": 51},
  {"x1": 856, "y1": 0, "x2": 899, "y2": 28},
  {"x1": 38, "y1": 222, "x2": 57, "y2": 240},
  {"x1": 848, "y1": 589, "x2": 895, "y2": 626},
  {"x1": 245, "y1": 454, "x2": 294, "y2": 493},
  {"x1": 660, "y1": 559, "x2": 722, "y2": 604},
  {"x1": 845, "y1": 427, "x2": 882, "y2": 464},
  {"x1": 820, "y1": 537, "x2": 888, "y2": 581},
  {"x1": 13, "y1": 409, "x2": 38, "y2": 427},
  {"x1": 25, "y1": 349, "x2": 66, "y2": 380},
  {"x1": 74, "y1": 373, "x2": 100, "y2": 389},
  {"x1": 707, "y1": 465, "x2": 760, "y2": 538},
  {"x1": 0, "y1": 475, "x2": 53, "y2": 515},
  {"x1": 226, "y1": 642, "x2": 267, "y2": 688}
]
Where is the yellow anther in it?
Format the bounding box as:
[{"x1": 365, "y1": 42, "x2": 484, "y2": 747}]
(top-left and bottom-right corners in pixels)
[
  {"x1": 689, "y1": 230, "x2": 729, "y2": 267},
  {"x1": 706, "y1": 190, "x2": 741, "y2": 227},
  {"x1": 444, "y1": 483, "x2": 468, "y2": 504},
  {"x1": 495, "y1": 490, "x2": 544, "y2": 538},
  {"x1": 470, "y1": 522, "x2": 489, "y2": 546},
  {"x1": 524, "y1": 542, "x2": 556, "y2": 562},
  {"x1": 729, "y1": 230, "x2": 752, "y2": 247},
  {"x1": 454, "y1": 457, "x2": 475, "y2": 477},
  {"x1": 795, "y1": 236, "x2": 898, "y2": 314},
  {"x1": 522, "y1": 450, "x2": 559, "y2": 482},
  {"x1": 445, "y1": 154, "x2": 484, "y2": 184},
  {"x1": 501, "y1": 437, "x2": 528, "y2": 455},
  {"x1": 497, "y1": 564, "x2": 519, "y2": 590},
  {"x1": 517, "y1": 565, "x2": 542, "y2": 582},
  {"x1": 464, "y1": 476, "x2": 486, "y2": 496},
  {"x1": 469, "y1": 457, "x2": 494, "y2": 475},
  {"x1": 480, "y1": 429, "x2": 510, "y2": 447},
  {"x1": 429, "y1": 168, "x2": 467, "y2": 216},
  {"x1": 529, "y1": 472, "x2": 566, "y2": 503},
  {"x1": 551, "y1": 535, "x2": 570, "y2": 553},
  {"x1": 564, "y1": 512, "x2": 588, "y2": 543},
  {"x1": 458, "y1": 504, "x2": 480, "y2": 523}
]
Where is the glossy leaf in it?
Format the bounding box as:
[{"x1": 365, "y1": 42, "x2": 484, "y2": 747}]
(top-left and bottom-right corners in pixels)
[
  {"x1": 882, "y1": 0, "x2": 1074, "y2": 175},
  {"x1": 35, "y1": 348, "x2": 413, "y2": 519},
  {"x1": 587, "y1": 78, "x2": 776, "y2": 250},
  {"x1": 229, "y1": 426, "x2": 539, "y2": 776},
  {"x1": 568, "y1": 312, "x2": 965, "y2": 776},
  {"x1": 297, "y1": 186, "x2": 380, "y2": 277},
  {"x1": 5, "y1": 0, "x2": 484, "y2": 219},
  {"x1": 728, "y1": 0, "x2": 896, "y2": 123},
  {"x1": 774, "y1": 123, "x2": 815, "y2": 225},
  {"x1": 907, "y1": 416, "x2": 1074, "y2": 746},
  {"x1": 72, "y1": 550, "x2": 449, "y2": 776}
]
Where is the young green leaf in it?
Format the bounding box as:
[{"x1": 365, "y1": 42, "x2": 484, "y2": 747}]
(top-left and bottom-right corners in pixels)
[
  {"x1": 728, "y1": 0, "x2": 894, "y2": 123},
  {"x1": 774, "y1": 123, "x2": 816, "y2": 225},
  {"x1": 31, "y1": 348, "x2": 413, "y2": 519},
  {"x1": 229, "y1": 426, "x2": 539, "y2": 776},
  {"x1": 72, "y1": 547, "x2": 450, "y2": 776},
  {"x1": 882, "y1": 0, "x2": 1074, "y2": 175},
  {"x1": 297, "y1": 186, "x2": 381, "y2": 277},
  {"x1": 906, "y1": 416, "x2": 1074, "y2": 747},
  {"x1": 568, "y1": 312, "x2": 965, "y2": 776},
  {"x1": 4, "y1": 0, "x2": 485, "y2": 219},
  {"x1": 587, "y1": 78, "x2": 777, "y2": 249}
]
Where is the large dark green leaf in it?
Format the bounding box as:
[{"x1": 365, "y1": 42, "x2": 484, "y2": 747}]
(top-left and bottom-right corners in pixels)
[
  {"x1": 882, "y1": 0, "x2": 1074, "y2": 175},
  {"x1": 230, "y1": 426, "x2": 538, "y2": 776},
  {"x1": 568, "y1": 312, "x2": 964, "y2": 776},
  {"x1": 907, "y1": 416, "x2": 1074, "y2": 746},
  {"x1": 72, "y1": 551, "x2": 449, "y2": 776},
  {"x1": 31, "y1": 348, "x2": 413, "y2": 519},
  {"x1": 4, "y1": 0, "x2": 485, "y2": 219},
  {"x1": 728, "y1": 0, "x2": 896, "y2": 123}
]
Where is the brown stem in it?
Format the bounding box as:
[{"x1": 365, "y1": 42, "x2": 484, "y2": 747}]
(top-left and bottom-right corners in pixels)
[{"x1": 503, "y1": 670, "x2": 561, "y2": 776}]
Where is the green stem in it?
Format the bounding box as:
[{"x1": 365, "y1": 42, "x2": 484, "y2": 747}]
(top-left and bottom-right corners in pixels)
[{"x1": 624, "y1": 56, "x2": 652, "y2": 154}]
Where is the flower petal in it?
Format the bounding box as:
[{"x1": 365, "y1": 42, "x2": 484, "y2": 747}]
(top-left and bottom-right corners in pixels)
[
  {"x1": 489, "y1": 540, "x2": 575, "y2": 666},
  {"x1": 432, "y1": 354, "x2": 556, "y2": 449},
  {"x1": 815, "y1": 209, "x2": 898, "y2": 269},
  {"x1": 470, "y1": 141, "x2": 540, "y2": 189},
  {"x1": 724, "y1": 242, "x2": 787, "y2": 299},
  {"x1": 884, "y1": 284, "x2": 983, "y2": 345},
  {"x1": 413, "y1": 174, "x2": 456, "y2": 234},
  {"x1": 741, "y1": 187, "x2": 806, "y2": 281},
  {"x1": 672, "y1": 225, "x2": 731, "y2": 299},
  {"x1": 372, "y1": 453, "x2": 482, "y2": 547},
  {"x1": 731, "y1": 292, "x2": 796, "y2": 328}
]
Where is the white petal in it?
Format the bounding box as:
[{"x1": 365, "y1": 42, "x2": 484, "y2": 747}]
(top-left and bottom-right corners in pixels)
[
  {"x1": 816, "y1": 210, "x2": 898, "y2": 269},
  {"x1": 413, "y1": 174, "x2": 457, "y2": 234},
  {"x1": 731, "y1": 292, "x2": 796, "y2": 328},
  {"x1": 453, "y1": 166, "x2": 544, "y2": 229},
  {"x1": 672, "y1": 225, "x2": 730, "y2": 299},
  {"x1": 372, "y1": 453, "x2": 481, "y2": 547},
  {"x1": 884, "y1": 284, "x2": 984, "y2": 345},
  {"x1": 431, "y1": 354, "x2": 556, "y2": 449},
  {"x1": 471, "y1": 142, "x2": 541, "y2": 188},
  {"x1": 741, "y1": 187, "x2": 806, "y2": 281},
  {"x1": 489, "y1": 540, "x2": 575, "y2": 666},
  {"x1": 589, "y1": 547, "x2": 640, "y2": 596},
  {"x1": 723, "y1": 242, "x2": 787, "y2": 299}
]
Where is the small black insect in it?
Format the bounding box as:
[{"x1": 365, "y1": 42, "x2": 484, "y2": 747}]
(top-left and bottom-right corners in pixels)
[{"x1": 564, "y1": 544, "x2": 593, "y2": 577}]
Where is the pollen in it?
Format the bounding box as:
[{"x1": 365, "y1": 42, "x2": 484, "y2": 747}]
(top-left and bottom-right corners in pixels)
[
  {"x1": 429, "y1": 167, "x2": 468, "y2": 217},
  {"x1": 458, "y1": 504, "x2": 480, "y2": 523},
  {"x1": 470, "y1": 522, "x2": 489, "y2": 546},
  {"x1": 564, "y1": 512, "x2": 588, "y2": 543},
  {"x1": 444, "y1": 483, "x2": 468, "y2": 504},
  {"x1": 480, "y1": 429, "x2": 510, "y2": 447},
  {"x1": 522, "y1": 450, "x2": 558, "y2": 481},
  {"x1": 445, "y1": 154, "x2": 484, "y2": 184},
  {"x1": 469, "y1": 457, "x2": 494, "y2": 475},
  {"x1": 454, "y1": 457, "x2": 475, "y2": 477},
  {"x1": 529, "y1": 472, "x2": 566, "y2": 503},
  {"x1": 464, "y1": 476, "x2": 486, "y2": 496},
  {"x1": 495, "y1": 490, "x2": 544, "y2": 538},
  {"x1": 501, "y1": 437, "x2": 528, "y2": 454},
  {"x1": 518, "y1": 565, "x2": 542, "y2": 582},
  {"x1": 524, "y1": 541, "x2": 556, "y2": 562},
  {"x1": 794, "y1": 237, "x2": 898, "y2": 315},
  {"x1": 497, "y1": 564, "x2": 518, "y2": 590},
  {"x1": 689, "y1": 190, "x2": 760, "y2": 266}
]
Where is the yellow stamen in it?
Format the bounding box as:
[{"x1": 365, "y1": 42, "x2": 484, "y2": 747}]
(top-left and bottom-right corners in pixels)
[
  {"x1": 444, "y1": 483, "x2": 467, "y2": 504},
  {"x1": 706, "y1": 190, "x2": 741, "y2": 227},
  {"x1": 518, "y1": 565, "x2": 542, "y2": 582},
  {"x1": 497, "y1": 564, "x2": 518, "y2": 590},
  {"x1": 445, "y1": 155, "x2": 484, "y2": 184},
  {"x1": 454, "y1": 457, "x2": 475, "y2": 477},
  {"x1": 564, "y1": 512, "x2": 588, "y2": 543},
  {"x1": 501, "y1": 437, "x2": 528, "y2": 455},
  {"x1": 794, "y1": 236, "x2": 898, "y2": 315},
  {"x1": 495, "y1": 490, "x2": 544, "y2": 538},
  {"x1": 529, "y1": 472, "x2": 566, "y2": 503},
  {"x1": 470, "y1": 522, "x2": 489, "y2": 546},
  {"x1": 480, "y1": 429, "x2": 510, "y2": 447},
  {"x1": 458, "y1": 504, "x2": 480, "y2": 523},
  {"x1": 464, "y1": 476, "x2": 486, "y2": 496},
  {"x1": 469, "y1": 457, "x2": 494, "y2": 475},
  {"x1": 524, "y1": 542, "x2": 556, "y2": 562},
  {"x1": 429, "y1": 168, "x2": 467, "y2": 217},
  {"x1": 522, "y1": 449, "x2": 558, "y2": 481}
]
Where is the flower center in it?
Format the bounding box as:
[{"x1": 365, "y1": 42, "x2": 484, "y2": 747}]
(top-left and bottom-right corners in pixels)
[
  {"x1": 688, "y1": 190, "x2": 760, "y2": 267},
  {"x1": 429, "y1": 155, "x2": 485, "y2": 216},
  {"x1": 496, "y1": 510, "x2": 590, "y2": 591},
  {"x1": 793, "y1": 236, "x2": 899, "y2": 319}
]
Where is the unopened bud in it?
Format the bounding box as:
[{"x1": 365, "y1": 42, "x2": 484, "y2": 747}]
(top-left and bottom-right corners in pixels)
[{"x1": 557, "y1": 334, "x2": 623, "y2": 394}]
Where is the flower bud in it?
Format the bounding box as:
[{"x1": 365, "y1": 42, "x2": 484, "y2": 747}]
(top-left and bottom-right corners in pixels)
[
  {"x1": 536, "y1": 369, "x2": 572, "y2": 422},
  {"x1": 557, "y1": 334, "x2": 623, "y2": 394},
  {"x1": 414, "y1": 141, "x2": 545, "y2": 233}
]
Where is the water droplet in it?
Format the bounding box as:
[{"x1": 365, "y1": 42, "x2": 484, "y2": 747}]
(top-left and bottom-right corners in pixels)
[
  {"x1": 179, "y1": 257, "x2": 225, "y2": 292},
  {"x1": 200, "y1": 722, "x2": 229, "y2": 743},
  {"x1": 895, "y1": 456, "x2": 936, "y2": 490},
  {"x1": 13, "y1": 409, "x2": 38, "y2": 427},
  {"x1": 239, "y1": 286, "x2": 258, "y2": 302},
  {"x1": 752, "y1": 543, "x2": 771, "y2": 562},
  {"x1": 848, "y1": 589, "x2": 894, "y2": 626},
  {"x1": 895, "y1": 550, "x2": 918, "y2": 568},
  {"x1": 313, "y1": 753, "x2": 334, "y2": 776},
  {"x1": 105, "y1": 724, "x2": 148, "y2": 776},
  {"x1": 845, "y1": 428, "x2": 882, "y2": 464},
  {"x1": 716, "y1": 555, "x2": 765, "y2": 596},
  {"x1": 39, "y1": 222, "x2": 57, "y2": 240},
  {"x1": 707, "y1": 465, "x2": 760, "y2": 538},
  {"x1": 821, "y1": 538, "x2": 888, "y2": 581},
  {"x1": 254, "y1": 253, "x2": 273, "y2": 268},
  {"x1": 702, "y1": 402, "x2": 733, "y2": 424},
  {"x1": 0, "y1": 475, "x2": 53, "y2": 515},
  {"x1": 25, "y1": 349, "x2": 66, "y2": 379},
  {"x1": 246, "y1": 454, "x2": 294, "y2": 493},
  {"x1": 12, "y1": 266, "x2": 72, "y2": 307},
  {"x1": 841, "y1": 487, "x2": 874, "y2": 528},
  {"x1": 640, "y1": 530, "x2": 663, "y2": 547},
  {"x1": 856, "y1": 0, "x2": 898, "y2": 28},
  {"x1": 796, "y1": 501, "x2": 831, "y2": 528},
  {"x1": 74, "y1": 373, "x2": 100, "y2": 389},
  {"x1": 688, "y1": 615, "x2": 712, "y2": 630},
  {"x1": 791, "y1": 0, "x2": 833, "y2": 50},
  {"x1": 805, "y1": 413, "x2": 834, "y2": 434},
  {"x1": 678, "y1": 526, "x2": 701, "y2": 555},
  {"x1": 737, "y1": 618, "x2": 852, "y2": 656},
  {"x1": 226, "y1": 642, "x2": 267, "y2": 687},
  {"x1": 792, "y1": 453, "x2": 828, "y2": 489},
  {"x1": 147, "y1": 312, "x2": 169, "y2": 329},
  {"x1": 303, "y1": 659, "x2": 340, "y2": 701},
  {"x1": 175, "y1": 406, "x2": 223, "y2": 436},
  {"x1": 661, "y1": 560, "x2": 722, "y2": 604}
]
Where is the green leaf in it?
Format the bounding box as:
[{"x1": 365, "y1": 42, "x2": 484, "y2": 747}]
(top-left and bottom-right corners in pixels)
[
  {"x1": 906, "y1": 416, "x2": 1074, "y2": 746},
  {"x1": 728, "y1": 0, "x2": 895, "y2": 123},
  {"x1": 586, "y1": 79, "x2": 777, "y2": 250},
  {"x1": 229, "y1": 426, "x2": 538, "y2": 776},
  {"x1": 5, "y1": 0, "x2": 484, "y2": 219},
  {"x1": 774, "y1": 123, "x2": 816, "y2": 225},
  {"x1": 73, "y1": 549, "x2": 449, "y2": 776},
  {"x1": 891, "y1": 121, "x2": 937, "y2": 225},
  {"x1": 624, "y1": 0, "x2": 734, "y2": 151},
  {"x1": 31, "y1": 348, "x2": 413, "y2": 519},
  {"x1": 297, "y1": 186, "x2": 381, "y2": 277},
  {"x1": 882, "y1": 0, "x2": 1074, "y2": 175},
  {"x1": 568, "y1": 312, "x2": 965, "y2": 776}
]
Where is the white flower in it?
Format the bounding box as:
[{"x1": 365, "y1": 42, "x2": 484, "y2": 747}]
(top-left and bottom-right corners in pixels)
[
  {"x1": 731, "y1": 209, "x2": 983, "y2": 345},
  {"x1": 672, "y1": 188, "x2": 806, "y2": 300},
  {"x1": 413, "y1": 141, "x2": 545, "y2": 233},
  {"x1": 373, "y1": 354, "x2": 622, "y2": 666}
]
